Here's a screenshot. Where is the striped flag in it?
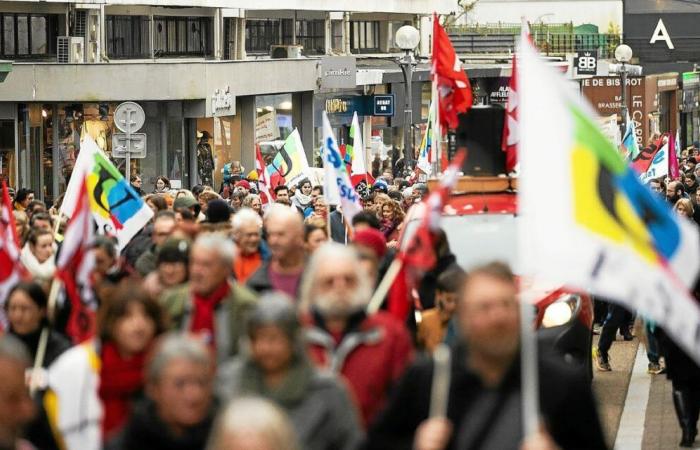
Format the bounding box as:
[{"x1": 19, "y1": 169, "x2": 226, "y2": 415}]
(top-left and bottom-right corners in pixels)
[{"x1": 0, "y1": 180, "x2": 28, "y2": 328}]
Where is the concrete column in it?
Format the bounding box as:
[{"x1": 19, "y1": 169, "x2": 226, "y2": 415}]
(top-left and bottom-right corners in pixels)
[
  {"x1": 239, "y1": 95, "x2": 256, "y2": 171},
  {"x1": 343, "y1": 12, "x2": 351, "y2": 55},
  {"x1": 362, "y1": 114, "x2": 372, "y2": 173},
  {"x1": 324, "y1": 13, "x2": 332, "y2": 55},
  {"x1": 379, "y1": 21, "x2": 391, "y2": 53},
  {"x1": 213, "y1": 8, "x2": 223, "y2": 60},
  {"x1": 238, "y1": 18, "x2": 246, "y2": 60},
  {"x1": 293, "y1": 91, "x2": 315, "y2": 165}
]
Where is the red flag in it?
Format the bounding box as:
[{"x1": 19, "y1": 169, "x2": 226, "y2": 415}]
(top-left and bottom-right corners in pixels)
[
  {"x1": 502, "y1": 55, "x2": 519, "y2": 172},
  {"x1": 255, "y1": 144, "x2": 273, "y2": 207},
  {"x1": 631, "y1": 134, "x2": 666, "y2": 174},
  {"x1": 55, "y1": 179, "x2": 97, "y2": 344},
  {"x1": 0, "y1": 180, "x2": 28, "y2": 329},
  {"x1": 432, "y1": 13, "x2": 473, "y2": 131},
  {"x1": 387, "y1": 150, "x2": 467, "y2": 321}
]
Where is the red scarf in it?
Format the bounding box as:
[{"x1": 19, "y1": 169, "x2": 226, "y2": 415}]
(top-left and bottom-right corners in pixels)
[
  {"x1": 190, "y1": 280, "x2": 230, "y2": 346},
  {"x1": 99, "y1": 342, "x2": 148, "y2": 439}
]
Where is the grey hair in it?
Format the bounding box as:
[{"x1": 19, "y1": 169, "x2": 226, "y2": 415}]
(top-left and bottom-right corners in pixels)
[
  {"x1": 231, "y1": 207, "x2": 262, "y2": 231},
  {"x1": 193, "y1": 232, "x2": 236, "y2": 267},
  {"x1": 207, "y1": 397, "x2": 299, "y2": 450},
  {"x1": 242, "y1": 194, "x2": 262, "y2": 209},
  {"x1": 147, "y1": 333, "x2": 211, "y2": 383},
  {"x1": 0, "y1": 335, "x2": 30, "y2": 366},
  {"x1": 298, "y1": 242, "x2": 372, "y2": 313}
]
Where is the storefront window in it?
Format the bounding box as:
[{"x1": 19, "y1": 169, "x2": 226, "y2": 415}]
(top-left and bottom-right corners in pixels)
[
  {"x1": 0, "y1": 120, "x2": 14, "y2": 185},
  {"x1": 255, "y1": 94, "x2": 294, "y2": 143}
]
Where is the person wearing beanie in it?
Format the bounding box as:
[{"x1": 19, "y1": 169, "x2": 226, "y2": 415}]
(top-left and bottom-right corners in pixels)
[
  {"x1": 205, "y1": 199, "x2": 232, "y2": 224},
  {"x1": 351, "y1": 228, "x2": 387, "y2": 288},
  {"x1": 216, "y1": 293, "x2": 362, "y2": 450},
  {"x1": 234, "y1": 180, "x2": 251, "y2": 197},
  {"x1": 143, "y1": 238, "x2": 191, "y2": 301},
  {"x1": 135, "y1": 211, "x2": 177, "y2": 277}
]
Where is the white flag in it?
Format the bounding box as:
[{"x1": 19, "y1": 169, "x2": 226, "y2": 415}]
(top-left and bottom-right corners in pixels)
[{"x1": 322, "y1": 112, "x2": 362, "y2": 221}]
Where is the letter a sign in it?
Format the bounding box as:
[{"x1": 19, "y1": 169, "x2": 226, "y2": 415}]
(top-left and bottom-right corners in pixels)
[{"x1": 650, "y1": 18, "x2": 675, "y2": 50}]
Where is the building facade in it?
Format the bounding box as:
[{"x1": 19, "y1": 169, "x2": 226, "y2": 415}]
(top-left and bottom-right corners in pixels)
[{"x1": 0, "y1": 0, "x2": 452, "y2": 203}]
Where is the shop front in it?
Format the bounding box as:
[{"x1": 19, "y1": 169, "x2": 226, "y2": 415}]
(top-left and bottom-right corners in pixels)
[
  {"x1": 681, "y1": 71, "x2": 700, "y2": 149},
  {"x1": 11, "y1": 101, "x2": 199, "y2": 204},
  {"x1": 581, "y1": 74, "x2": 679, "y2": 148}
]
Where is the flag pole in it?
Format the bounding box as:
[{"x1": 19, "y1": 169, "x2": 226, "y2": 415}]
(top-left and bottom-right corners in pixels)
[
  {"x1": 366, "y1": 258, "x2": 403, "y2": 314},
  {"x1": 432, "y1": 57, "x2": 441, "y2": 175}
]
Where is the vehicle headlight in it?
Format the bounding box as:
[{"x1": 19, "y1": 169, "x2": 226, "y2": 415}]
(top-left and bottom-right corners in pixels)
[{"x1": 541, "y1": 295, "x2": 580, "y2": 328}]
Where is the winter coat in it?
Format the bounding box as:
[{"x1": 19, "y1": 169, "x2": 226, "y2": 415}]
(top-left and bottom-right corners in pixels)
[
  {"x1": 364, "y1": 342, "x2": 607, "y2": 450},
  {"x1": 134, "y1": 245, "x2": 157, "y2": 276},
  {"x1": 417, "y1": 252, "x2": 459, "y2": 310},
  {"x1": 216, "y1": 356, "x2": 363, "y2": 450},
  {"x1": 159, "y1": 280, "x2": 257, "y2": 364},
  {"x1": 304, "y1": 310, "x2": 414, "y2": 427},
  {"x1": 106, "y1": 399, "x2": 215, "y2": 450},
  {"x1": 246, "y1": 260, "x2": 305, "y2": 298},
  {"x1": 121, "y1": 224, "x2": 152, "y2": 270}
]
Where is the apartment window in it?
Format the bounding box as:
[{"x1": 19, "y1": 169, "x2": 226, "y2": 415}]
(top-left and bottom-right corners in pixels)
[
  {"x1": 0, "y1": 13, "x2": 59, "y2": 58},
  {"x1": 245, "y1": 19, "x2": 281, "y2": 54},
  {"x1": 331, "y1": 20, "x2": 343, "y2": 52},
  {"x1": 351, "y1": 21, "x2": 380, "y2": 53},
  {"x1": 106, "y1": 16, "x2": 150, "y2": 59},
  {"x1": 296, "y1": 20, "x2": 325, "y2": 55},
  {"x1": 153, "y1": 16, "x2": 212, "y2": 57}
]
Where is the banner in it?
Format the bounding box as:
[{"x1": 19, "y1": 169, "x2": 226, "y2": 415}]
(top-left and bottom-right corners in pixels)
[
  {"x1": 416, "y1": 102, "x2": 435, "y2": 175},
  {"x1": 61, "y1": 136, "x2": 153, "y2": 250},
  {"x1": 640, "y1": 140, "x2": 669, "y2": 183},
  {"x1": 519, "y1": 34, "x2": 700, "y2": 364},
  {"x1": 322, "y1": 112, "x2": 362, "y2": 221}
]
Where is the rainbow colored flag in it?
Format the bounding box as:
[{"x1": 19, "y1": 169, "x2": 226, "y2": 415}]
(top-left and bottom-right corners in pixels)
[
  {"x1": 518, "y1": 35, "x2": 700, "y2": 363},
  {"x1": 416, "y1": 101, "x2": 435, "y2": 175},
  {"x1": 61, "y1": 136, "x2": 153, "y2": 250}
]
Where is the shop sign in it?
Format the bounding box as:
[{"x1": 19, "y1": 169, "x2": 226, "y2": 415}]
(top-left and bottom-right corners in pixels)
[
  {"x1": 487, "y1": 78, "x2": 510, "y2": 105},
  {"x1": 326, "y1": 97, "x2": 352, "y2": 115},
  {"x1": 212, "y1": 86, "x2": 234, "y2": 116},
  {"x1": 320, "y1": 56, "x2": 357, "y2": 89},
  {"x1": 624, "y1": 13, "x2": 700, "y2": 63},
  {"x1": 255, "y1": 111, "x2": 279, "y2": 143},
  {"x1": 683, "y1": 72, "x2": 700, "y2": 87},
  {"x1": 574, "y1": 52, "x2": 597, "y2": 76},
  {"x1": 373, "y1": 95, "x2": 395, "y2": 116},
  {"x1": 581, "y1": 76, "x2": 648, "y2": 146}
]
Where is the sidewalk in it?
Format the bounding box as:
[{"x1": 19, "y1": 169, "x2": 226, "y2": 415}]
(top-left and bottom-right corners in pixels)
[{"x1": 642, "y1": 370, "x2": 694, "y2": 449}]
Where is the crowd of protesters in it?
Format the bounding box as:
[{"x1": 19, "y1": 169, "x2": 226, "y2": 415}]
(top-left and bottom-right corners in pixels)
[{"x1": 0, "y1": 164, "x2": 609, "y2": 450}]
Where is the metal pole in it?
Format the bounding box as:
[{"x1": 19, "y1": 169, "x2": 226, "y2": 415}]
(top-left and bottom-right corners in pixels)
[
  {"x1": 620, "y1": 63, "x2": 628, "y2": 140},
  {"x1": 401, "y1": 52, "x2": 415, "y2": 173},
  {"x1": 520, "y1": 290, "x2": 540, "y2": 438}
]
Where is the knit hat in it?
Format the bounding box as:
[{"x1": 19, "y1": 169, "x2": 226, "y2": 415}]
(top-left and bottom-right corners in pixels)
[
  {"x1": 157, "y1": 238, "x2": 190, "y2": 265},
  {"x1": 235, "y1": 180, "x2": 251, "y2": 190},
  {"x1": 246, "y1": 170, "x2": 258, "y2": 181},
  {"x1": 173, "y1": 195, "x2": 198, "y2": 211},
  {"x1": 206, "y1": 199, "x2": 232, "y2": 223},
  {"x1": 353, "y1": 228, "x2": 388, "y2": 258},
  {"x1": 372, "y1": 179, "x2": 388, "y2": 193},
  {"x1": 246, "y1": 292, "x2": 299, "y2": 339}
]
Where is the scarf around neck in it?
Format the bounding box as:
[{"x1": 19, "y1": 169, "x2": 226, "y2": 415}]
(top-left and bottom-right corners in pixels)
[
  {"x1": 20, "y1": 244, "x2": 55, "y2": 280},
  {"x1": 190, "y1": 280, "x2": 230, "y2": 346},
  {"x1": 293, "y1": 191, "x2": 312, "y2": 208}
]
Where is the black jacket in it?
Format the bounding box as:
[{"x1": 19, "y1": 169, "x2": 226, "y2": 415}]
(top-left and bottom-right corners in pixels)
[
  {"x1": 330, "y1": 210, "x2": 348, "y2": 244},
  {"x1": 364, "y1": 343, "x2": 607, "y2": 450},
  {"x1": 106, "y1": 399, "x2": 215, "y2": 450}
]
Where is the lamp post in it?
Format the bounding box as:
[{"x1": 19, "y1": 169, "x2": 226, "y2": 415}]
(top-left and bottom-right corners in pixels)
[
  {"x1": 615, "y1": 44, "x2": 633, "y2": 139},
  {"x1": 395, "y1": 25, "x2": 420, "y2": 172}
]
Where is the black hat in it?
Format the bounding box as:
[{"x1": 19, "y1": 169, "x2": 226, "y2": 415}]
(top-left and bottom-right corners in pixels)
[
  {"x1": 205, "y1": 199, "x2": 232, "y2": 223},
  {"x1": 157, "y1": 238, "x2": 190, "y2": 265}
]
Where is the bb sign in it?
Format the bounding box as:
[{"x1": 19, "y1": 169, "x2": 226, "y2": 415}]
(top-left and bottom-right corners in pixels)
[{"x1": 574, "y1": 52, "x2": 597, "y2": 75}]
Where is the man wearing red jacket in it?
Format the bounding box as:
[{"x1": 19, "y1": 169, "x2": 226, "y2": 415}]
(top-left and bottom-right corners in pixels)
[{"x1": 299, "y1": 243, "x2": 414, "y2": 428}]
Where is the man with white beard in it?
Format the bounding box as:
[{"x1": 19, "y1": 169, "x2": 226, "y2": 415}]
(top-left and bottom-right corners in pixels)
[{"x1": 300, "y1": 243, "x2": 413, "y2": 428}]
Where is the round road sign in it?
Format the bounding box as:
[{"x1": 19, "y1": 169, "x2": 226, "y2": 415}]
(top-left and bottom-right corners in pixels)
[{"x1": 114, "y1": 101, "x2": 145, "y2": 133}]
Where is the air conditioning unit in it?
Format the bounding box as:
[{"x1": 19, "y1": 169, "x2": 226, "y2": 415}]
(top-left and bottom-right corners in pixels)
[
  {"x1": 57, "y1": 37, "x2": 85, "y2": 63},
  {"x1": 270, "y1": 45, "x2": 303, "y2": 59}
]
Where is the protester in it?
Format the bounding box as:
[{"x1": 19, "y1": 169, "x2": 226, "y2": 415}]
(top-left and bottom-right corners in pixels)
[
  {"x1": 684, "y1": 173, "x2": 699, "y2": 196},
  {"x1": 154, "y1": 176, "x2": 171, "y2": 194},
  {"x1": 45, "y1": 284, "x2": 167, "y2": 448},
  {"x1": 291, "y1": 178, "x2": 313, "y2": 216},
  {"x1": 231, "y1": 208, "x2": 267, "y2": 283},
  {"x1": 160, "y1": 233, "x2": 257, "y2": 363},
  {"x1": 20, "y1": 229, "x2": 56, "y2": 286},
  {"x1": 416, "y1": 267, "x2": 465, "y2": 352},
  {"x1": 300, "y1": 243, "x2": 413, "y2": 426},
  {"x1": 352, "y1": 211, "x2": 381, "y2": 231},
  {"x1": 595, "y1": 301, "x2": 635, "y2": 372},
  {"x1": 198, "y1": 190, "x2": 222, "y2": 215},
  {"x1": 351, "y1": 228, "x2": 387, "y2": 287},
  {"x1": 675, "y1": 198, "x2": 695, "y2": 219},
  {"x1": 216, "y1": 293, "x2": 363, "y2": 450},
  {"x1": 230, "y1": 190, "x2": 245, "y2": 212},
  {"x1": 144, "y1": 194, "x2": 168, "y2": 214},
  {"x1": 0, "y1": 335, "x2": 36, "y2": 450},
  {"x1": 379, "y1": 200, "x2": 404, "y2": 244},
  {"x1": 25, "y1": 200, "x2": 46, "y2": 219},
  {"x1": 135, "y1": 211, "x2": 177, "y2": 276},
  {"x1": 365, "y1": 262, "x2": 606, "y2": 449},
  {"x1": 29, "y1": 212, "x2": 53, "y2": 233},
  {"x1": 242, "y1": 194, "x2": 263, "y2": 216},
  {"x1": 130, "y1": 175, "x2": 144, "y2": 196},
  {"x1": 173, "y1": 194, "x2": 201, "y2": 222},
  {"x1": 247, "y1": 205, "x2": 306, "y2": 297},
  {"x1": 303, "y1": 219, "x2": 328, "y2": 255},
  {"x1": 207, "y1": 397, "x2": 300, "y2": 450},
  {"x1": 12, "y1": 188, "x2": 34, "y2": 211},
  {"x1": 417, "y1": 229, "x2": 459, "y2": 310},
  {"x1": 142, "y1": 238, "x2": 190, "y2": 301},
  {"x1": 274, "y1": 185, "x2": 291, "y2": 205},
  {"x1": 13, "y1": 210, "x2": 28, "y2": 246},
  {"x1": 107, "y1": 334, "x2": 216, "y2": 450},
  {"x1": 309, "y1": 195, "x2": 328, "y2": 221},
  {"x1": 5, "y1": 281, "x2": 71, "y2": 367},
  {"x1": 667, "y1": 180, "x2": 685, "y2": 205}
]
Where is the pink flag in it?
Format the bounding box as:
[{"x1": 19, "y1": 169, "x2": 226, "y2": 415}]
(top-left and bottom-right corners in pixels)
[
  {"x1": 255, "y1": 144, "x2": 273, "y2": 207},
  {"x1": 669, "y1": 131, "x2": 680, "y2": 180},
  {"x1": 0, "y1": 180, "x2": 28, "y2": 329}
]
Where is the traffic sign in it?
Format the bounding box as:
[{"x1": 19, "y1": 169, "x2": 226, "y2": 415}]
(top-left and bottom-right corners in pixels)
[
  {"x1": 112, "y1": 133, "x2": 147, "y2": 159},
  {"x1": 114, "y1": 101, "x2": 145, "y2": 134}
]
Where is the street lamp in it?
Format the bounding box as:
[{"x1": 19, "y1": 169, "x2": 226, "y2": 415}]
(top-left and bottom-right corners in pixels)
[
  {"x1": 396, "y1": 25, "x2": 420, "y2": 172},
  {"x1": 615, "y1": 44, "x2": 633, "y2": 138}
]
